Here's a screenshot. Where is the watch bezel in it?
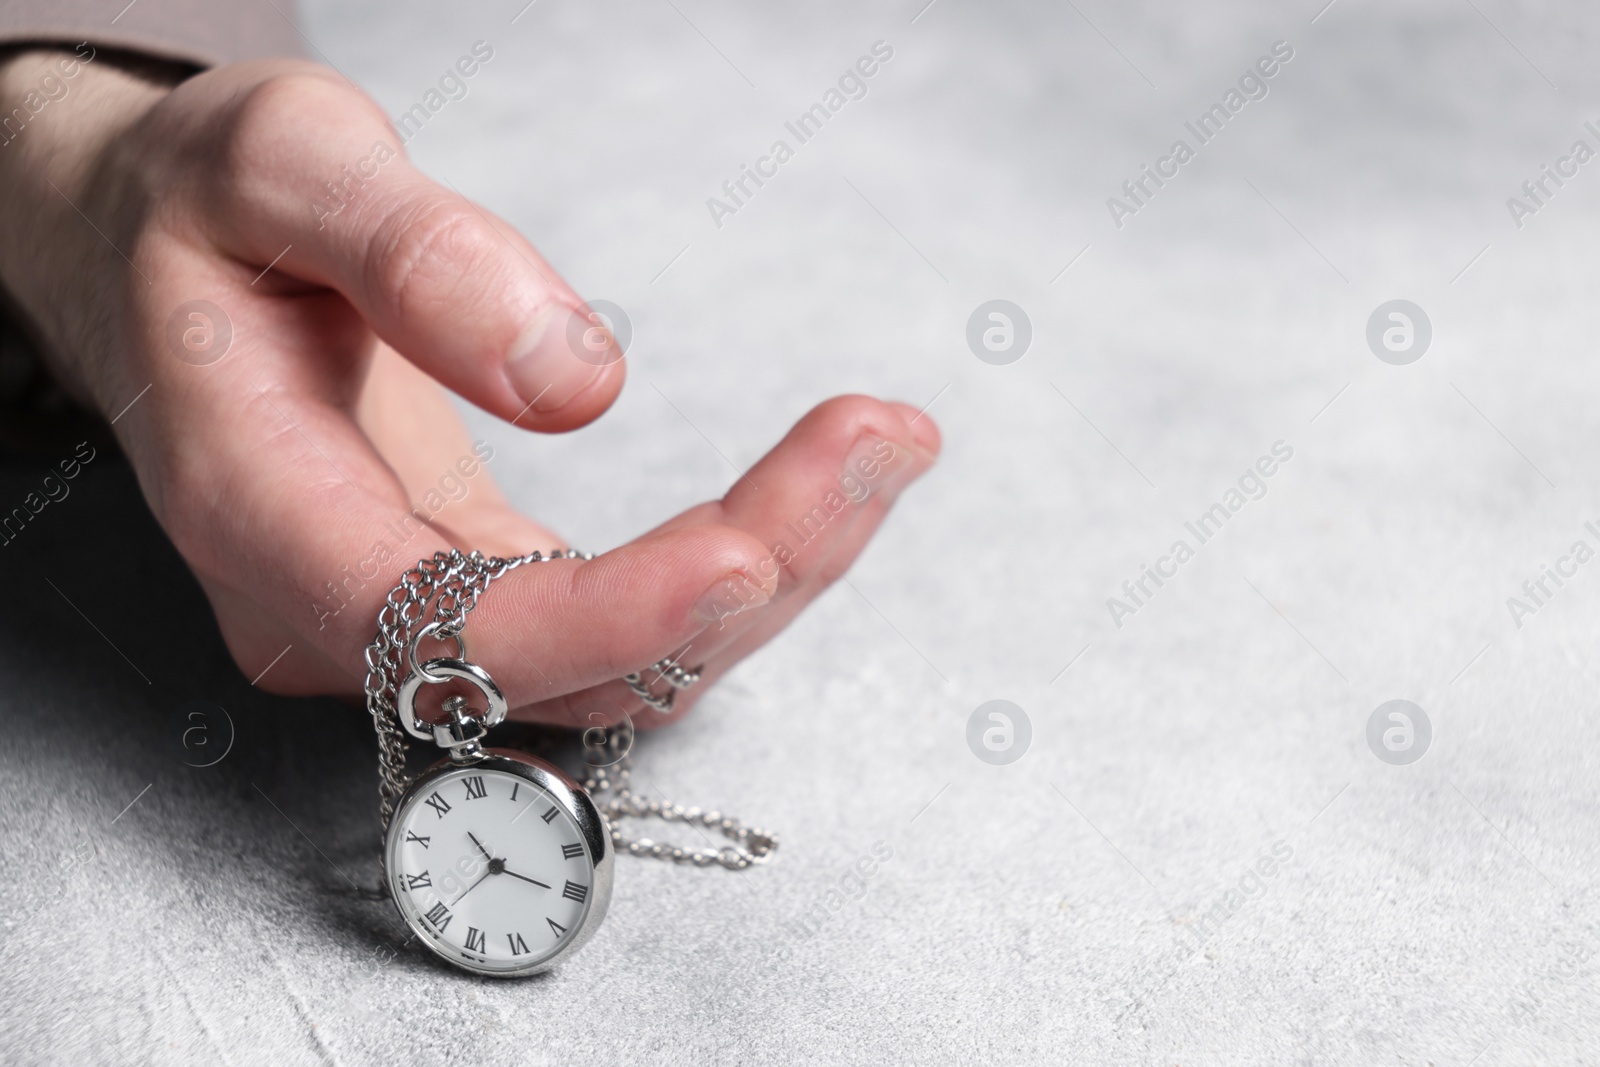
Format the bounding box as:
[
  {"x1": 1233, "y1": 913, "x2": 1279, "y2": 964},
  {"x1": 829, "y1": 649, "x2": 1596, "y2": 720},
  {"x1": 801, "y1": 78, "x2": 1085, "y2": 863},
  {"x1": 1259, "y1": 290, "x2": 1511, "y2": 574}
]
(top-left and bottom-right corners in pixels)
[{"x1": 383, "y1": 748, "x2": 614, "y2": 978}]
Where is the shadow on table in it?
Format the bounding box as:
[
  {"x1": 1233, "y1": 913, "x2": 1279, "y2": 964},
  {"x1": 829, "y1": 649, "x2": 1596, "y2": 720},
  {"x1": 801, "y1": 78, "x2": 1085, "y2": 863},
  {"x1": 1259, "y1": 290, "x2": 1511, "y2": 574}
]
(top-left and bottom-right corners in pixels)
[
  {"x1": 0, "y1": 441, "x2": 607, "y2": 980},
  {"x1": 0, "y1": 444, "x2": 417, "y2": 959}
]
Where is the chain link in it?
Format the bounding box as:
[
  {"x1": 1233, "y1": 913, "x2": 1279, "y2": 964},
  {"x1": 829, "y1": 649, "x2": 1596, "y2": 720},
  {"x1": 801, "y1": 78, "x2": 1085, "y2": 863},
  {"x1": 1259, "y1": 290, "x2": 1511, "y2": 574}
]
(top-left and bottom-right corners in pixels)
[
  {"x1": 362, "y1": 547, "x2": 587, "y2": 827},
  {"x1": 582, "y1": 758, "x2": 778, "y2": 870},
  {"x1": 621, "y1": 658, "x2": 702, "y2": 713},
  {"x1": 363, "y1": 549, "x2": 778, "y2": 872}
]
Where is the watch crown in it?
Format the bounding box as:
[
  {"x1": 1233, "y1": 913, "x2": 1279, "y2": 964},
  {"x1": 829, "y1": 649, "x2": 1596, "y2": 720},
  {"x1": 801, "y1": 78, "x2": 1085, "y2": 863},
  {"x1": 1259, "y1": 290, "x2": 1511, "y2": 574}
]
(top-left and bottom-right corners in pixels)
[{"x1": 433, "y1": 695, "x2": 489, "y2": 762}]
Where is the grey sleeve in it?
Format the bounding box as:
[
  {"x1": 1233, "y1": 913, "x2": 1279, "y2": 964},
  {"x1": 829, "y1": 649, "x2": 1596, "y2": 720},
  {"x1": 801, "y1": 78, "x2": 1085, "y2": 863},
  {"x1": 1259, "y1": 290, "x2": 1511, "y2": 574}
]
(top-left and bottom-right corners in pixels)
[{"x1": 0, "y1": 0, "x2": 303, "y2": 68}]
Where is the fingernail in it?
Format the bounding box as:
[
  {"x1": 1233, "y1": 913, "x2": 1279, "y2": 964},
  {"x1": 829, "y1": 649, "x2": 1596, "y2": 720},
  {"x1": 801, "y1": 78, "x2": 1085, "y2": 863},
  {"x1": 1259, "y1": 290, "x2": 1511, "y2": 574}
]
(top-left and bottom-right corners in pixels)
[
  {"x1": 838, "y1": 434, "x2": 919, "y2": 503},
  {"x1": 692, "y1": 571, "x2": 770, "y2": 627},
  {"x1": 505, "y1": 305, "x2": 608, "y2": 413}
]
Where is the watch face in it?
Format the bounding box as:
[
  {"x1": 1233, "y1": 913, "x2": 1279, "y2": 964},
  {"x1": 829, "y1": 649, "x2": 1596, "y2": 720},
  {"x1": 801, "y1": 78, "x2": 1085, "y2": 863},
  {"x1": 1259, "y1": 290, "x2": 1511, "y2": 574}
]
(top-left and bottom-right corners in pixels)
[{"x1": 385, "y1": 754, "x2": 611, "y2": 976}]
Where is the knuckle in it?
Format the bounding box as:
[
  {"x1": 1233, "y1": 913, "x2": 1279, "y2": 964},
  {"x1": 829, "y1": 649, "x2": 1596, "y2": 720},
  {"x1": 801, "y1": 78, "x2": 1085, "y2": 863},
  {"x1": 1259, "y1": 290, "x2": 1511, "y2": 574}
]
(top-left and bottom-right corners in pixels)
[
  {"x1": 232, "y1": 66, "x2": 368, "y2": 137},
  {"x1": 363, "y1": 200, "x2": 499, "y2": 324},
  {"x1": 218, "y1": 67, "x2": 390, "y2": 195}
]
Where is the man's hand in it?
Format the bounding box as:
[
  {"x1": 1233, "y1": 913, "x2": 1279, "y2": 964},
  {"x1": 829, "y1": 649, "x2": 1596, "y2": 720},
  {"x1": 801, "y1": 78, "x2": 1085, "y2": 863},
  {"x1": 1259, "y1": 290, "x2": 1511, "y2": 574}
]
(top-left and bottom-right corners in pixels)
[{"x1": 0, "y1": 52, "x2": 940, "y2": 726}]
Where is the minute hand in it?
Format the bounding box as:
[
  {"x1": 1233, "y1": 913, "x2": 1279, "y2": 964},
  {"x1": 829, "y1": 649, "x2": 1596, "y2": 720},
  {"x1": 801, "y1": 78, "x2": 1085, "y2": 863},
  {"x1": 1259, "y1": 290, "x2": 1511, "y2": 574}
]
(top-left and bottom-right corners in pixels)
[{"x1": 500, "y1": 866, "x2": 550, "y2": 889}]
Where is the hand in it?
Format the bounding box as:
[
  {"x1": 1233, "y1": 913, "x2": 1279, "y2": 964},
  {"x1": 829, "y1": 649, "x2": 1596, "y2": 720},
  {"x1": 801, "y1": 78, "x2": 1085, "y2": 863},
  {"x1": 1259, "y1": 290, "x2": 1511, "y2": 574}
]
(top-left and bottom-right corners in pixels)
[
  {"x1": 499, "y1": 867, "x2": 550, "y2": 890},
  {"x1": 464, "y1": 832, "x2": 547, "y2": 888},
  {"x1": 466, "y1": 831, "x2": 493, "y2": 865},
  {"x1": 0, "y1": 51, "x2": 940, "y2": 727},
  {"x1": 450, "y1": 869, "x2": 492, "y2": 908}
]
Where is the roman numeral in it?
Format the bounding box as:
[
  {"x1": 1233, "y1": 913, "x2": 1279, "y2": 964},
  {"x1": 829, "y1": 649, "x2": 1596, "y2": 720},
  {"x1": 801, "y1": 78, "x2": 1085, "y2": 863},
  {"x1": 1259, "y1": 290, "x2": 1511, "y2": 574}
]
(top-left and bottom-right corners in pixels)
[
  {"x1": 507, "y1": 932, "x2": 529, "y2": 955},
  {"x1": 405, "y1": 831, "x2": 430, "y2": 849},
  {"x1": 546, "y1": 918, "x2": 567, "y2": 937},
  {"x1": 510, "y1": 783, "x2": 519, "y2": 802},
  {"x1": 540, "y1": 806, "x2": 559, "y2": 824},
  {"x1": 424, "y1": 792, "x2": 451, "y2": 819},
  {"x1": 405, "y1": 871, "x2": 431, "y2": 891},
  {"x1": 424, "y1": 901, "x2": 451, "y2": 933},
  {"x1": 561, "y1": 843, "x2": 584, "y2": 860},
  {"x1": 562, "y1": 881, "x2": 588, "y2": 904},
  {"x1": 464, "y1": 927, "x2": 487, "y2": 953},
  {"x1": 463, "y1": 776, "x2": 486, "y2": 801}
]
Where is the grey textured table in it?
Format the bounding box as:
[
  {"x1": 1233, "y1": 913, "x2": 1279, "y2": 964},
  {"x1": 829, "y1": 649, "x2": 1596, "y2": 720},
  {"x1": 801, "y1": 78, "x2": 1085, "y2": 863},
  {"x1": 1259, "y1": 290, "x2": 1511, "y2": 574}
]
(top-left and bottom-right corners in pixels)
[{"x1": 5, "y1": 1, "x2": 1600, "y2": 1063}]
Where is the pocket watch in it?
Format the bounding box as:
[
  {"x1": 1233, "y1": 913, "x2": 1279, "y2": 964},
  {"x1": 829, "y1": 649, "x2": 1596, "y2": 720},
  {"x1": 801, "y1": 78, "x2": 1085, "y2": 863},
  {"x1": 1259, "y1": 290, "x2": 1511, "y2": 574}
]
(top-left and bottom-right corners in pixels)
[
  {"x1": 385, "y1": 733, "x2": 613, "y2": 976},
  {"x1": 363, "y1": 549, "x2": 777, "y2": 978}
]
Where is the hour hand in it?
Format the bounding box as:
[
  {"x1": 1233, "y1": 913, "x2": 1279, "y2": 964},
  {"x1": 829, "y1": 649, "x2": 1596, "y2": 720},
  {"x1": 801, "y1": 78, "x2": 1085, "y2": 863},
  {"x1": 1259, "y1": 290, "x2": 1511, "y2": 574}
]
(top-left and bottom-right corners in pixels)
[{"x1": 466, "y1": 831, "x2": 493, "y2": 864}]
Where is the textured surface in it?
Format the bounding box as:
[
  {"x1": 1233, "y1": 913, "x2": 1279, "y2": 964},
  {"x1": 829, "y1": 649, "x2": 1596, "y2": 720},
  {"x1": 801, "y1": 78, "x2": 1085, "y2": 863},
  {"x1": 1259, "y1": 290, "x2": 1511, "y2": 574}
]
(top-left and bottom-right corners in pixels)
[{"x1": 5, "y1": 1, "x2": 1600, "y2": 1063}]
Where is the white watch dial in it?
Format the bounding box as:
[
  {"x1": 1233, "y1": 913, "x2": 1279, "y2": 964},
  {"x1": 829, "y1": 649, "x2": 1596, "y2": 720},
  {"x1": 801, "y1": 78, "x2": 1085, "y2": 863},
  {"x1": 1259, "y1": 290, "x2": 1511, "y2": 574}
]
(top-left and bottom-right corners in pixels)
[{"x1": 388, "y1": 765, "x2": 596, "y2": 973}]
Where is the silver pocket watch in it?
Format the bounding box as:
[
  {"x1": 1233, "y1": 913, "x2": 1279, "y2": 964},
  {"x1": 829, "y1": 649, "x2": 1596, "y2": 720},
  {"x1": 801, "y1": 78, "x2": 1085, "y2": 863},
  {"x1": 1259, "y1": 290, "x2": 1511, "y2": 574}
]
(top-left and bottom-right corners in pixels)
[
  {"x1": 384, "y1": 671, "x2": 614, "y2": 976},
  {"x1": 364, "y1": 550, "x2": 776, "y2": 978}
]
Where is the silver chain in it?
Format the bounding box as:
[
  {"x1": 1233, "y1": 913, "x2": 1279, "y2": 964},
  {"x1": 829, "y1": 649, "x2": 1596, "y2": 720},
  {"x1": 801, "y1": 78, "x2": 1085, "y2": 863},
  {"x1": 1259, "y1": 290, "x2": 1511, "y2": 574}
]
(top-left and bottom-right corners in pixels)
[
  {"x1": 583, "y1": 758, "x2": 777, "y2": 870},
  {"x1": 363, "y1": 549, "x2": 777, "y2": 870},
  {"x1": 621, "y1": 659, "x2": 701, "y2": 712},
  {"x1": 362, "y1": 547, "x2": 588, "y2": 825}
]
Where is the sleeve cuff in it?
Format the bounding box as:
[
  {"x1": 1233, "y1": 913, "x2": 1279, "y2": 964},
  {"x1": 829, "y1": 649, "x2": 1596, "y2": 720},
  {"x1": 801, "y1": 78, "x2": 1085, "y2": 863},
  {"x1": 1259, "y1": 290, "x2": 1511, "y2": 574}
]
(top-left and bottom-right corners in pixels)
[{"x1": 0, "y1": 0, "x2": 305, "y2": 68}]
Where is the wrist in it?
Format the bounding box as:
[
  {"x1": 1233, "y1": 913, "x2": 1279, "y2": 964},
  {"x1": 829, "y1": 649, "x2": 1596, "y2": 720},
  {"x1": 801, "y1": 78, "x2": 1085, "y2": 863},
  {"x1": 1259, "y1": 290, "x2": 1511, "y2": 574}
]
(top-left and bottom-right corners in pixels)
[{"x1": 0, "y1": 47, "x2": 178, "y2": 407}]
